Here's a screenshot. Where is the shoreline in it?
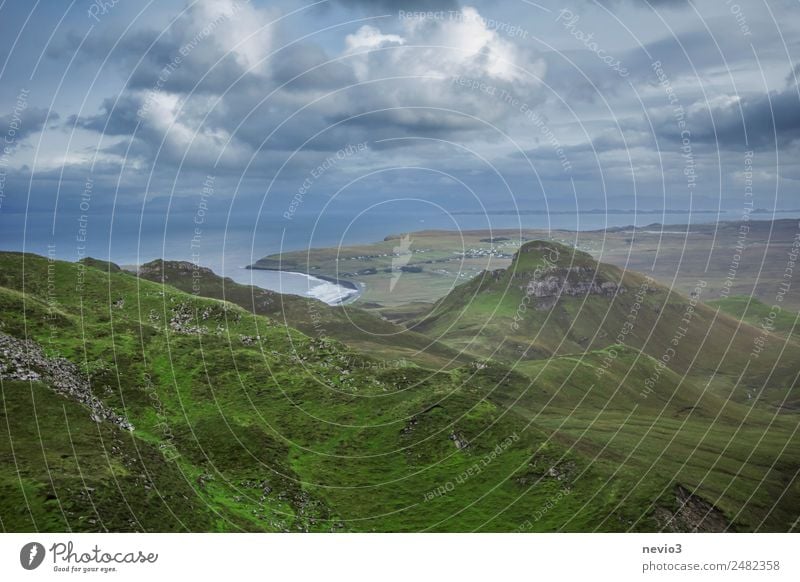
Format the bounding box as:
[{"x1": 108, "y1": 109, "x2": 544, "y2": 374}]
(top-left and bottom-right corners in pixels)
[
  {"x1": 246, "y1": 265, "x2": 359, "y2": 291},
  {"x1": 245, "y1": 265, "x2": 362, "y2": 305}
]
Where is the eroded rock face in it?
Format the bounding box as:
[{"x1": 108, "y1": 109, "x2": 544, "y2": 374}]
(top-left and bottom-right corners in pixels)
[
  {"x1": 137, "y1": 259, "x2": 216, "y2": 280},
  {"x1": 652, "y1": 484, "x2": 732, "y2": 532},
  {"x1": 523, "y1": 267, "x2": 625, "y2": 300},
  {"x1": 0, "y1": 333, "x2": 133, "y2": 431}
]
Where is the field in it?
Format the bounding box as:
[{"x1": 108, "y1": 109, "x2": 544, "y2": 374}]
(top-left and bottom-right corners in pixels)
[
  {"x1": 2, "y1": 241, "x2": 798, "y2": 532},
  {"x1": 251, "y1": 219, "x2": 800, "y2": 310}
]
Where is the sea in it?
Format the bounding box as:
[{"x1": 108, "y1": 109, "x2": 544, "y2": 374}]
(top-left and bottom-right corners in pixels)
[{"x1": 1, "y1": 207, "x2": 796, "y2": 305}]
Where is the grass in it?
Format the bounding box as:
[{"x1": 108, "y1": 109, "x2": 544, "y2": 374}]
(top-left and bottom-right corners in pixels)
[
  {"x1": 1, "y1": 250, "x2": 798, "y2": 532},
  {"x1": 411, "y1": 241, "x2": 800, "y2": 408},
  {"x1": 135, "y1": 259, "x2": 468, "y2": 370},
  {"x1": 707, "y1": 295, "x2": 799, "y2": 340},
  {"x1": 252, "y1": 220, "x2": 800, "y2": 310}
]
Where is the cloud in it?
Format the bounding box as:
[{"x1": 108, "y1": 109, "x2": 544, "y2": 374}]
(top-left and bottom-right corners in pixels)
[
  {"x1": 0, "y1": 107, "x2": 57, "y2": 143},
  {"x1": 334, "y1": 0, "x2": 459, "y2": 11},
  {"x1": 650, "y1": 80, "x2": 800, "y2": 150},
  {"x1": 64, "y1": 2, "x2": 545, "y2": 177},
  {"x1": 271, "y1": 44, "x2": 357, "y2": 91},
  {"x1": 53, "y1": 0, "x2": 273, "y2": 96},
  {"x1": 19, "y1": 0, "x2": 796, "y2": 217},
  {"x1": 594, "y1": 0, "x2": 690, "y2": 9},
  {"x1": 345, "y1": 25, "x2": 405, "y2": 52}
]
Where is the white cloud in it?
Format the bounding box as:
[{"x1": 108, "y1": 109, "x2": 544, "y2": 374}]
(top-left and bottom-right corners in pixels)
[
  {"x1": 345, "y1": 7, "x2": 543, "y2": 84},
  {"x1": 177, "y1": 0, "x2": 273, "y2": 74}
]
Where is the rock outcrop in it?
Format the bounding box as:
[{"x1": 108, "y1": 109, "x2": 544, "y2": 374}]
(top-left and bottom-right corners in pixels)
[
  {"x1": 0, "y1": 333, "x2": 133, "y2": 431},
  {"x1": 652, "y1": 484, "x2": 732, "y2": 532},
  {"x1": 524, "y1": 266, "x2": 625, "y2": 299}
]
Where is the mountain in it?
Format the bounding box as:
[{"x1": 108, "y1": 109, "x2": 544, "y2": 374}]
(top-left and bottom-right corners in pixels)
[
  {"x1": 412, "y1": 241, "x2": 800, "y2": 409},
  {"x1": 133, "y1": 258, "x2": 467, "y2": 370},
  {"x1": 1, "y1": 251, "x2": 798, "y2": 532}
]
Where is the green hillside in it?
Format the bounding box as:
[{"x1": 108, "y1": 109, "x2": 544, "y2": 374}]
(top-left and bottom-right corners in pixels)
[
  {"x1": 1, "y1": 251, "x2": 798, "y2": 532},
  {"x1": 133, "y1": 259, "x2": 467, "y2": 370},
  {"x1": 412, "y1": 241, "x2": 800, "y2": 409},
  {"x1": 707, "y1": 295, "x2": 799, "y2": 340}
]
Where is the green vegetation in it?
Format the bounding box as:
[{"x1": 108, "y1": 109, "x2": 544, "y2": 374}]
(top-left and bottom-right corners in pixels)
[
  {"x1": 252, "y1": 219, "x2": 800, "y2": 310},
  {"x1": 134, "y1": 259, "x2": 467, "y2": 370},
  {"x1": 708, "y1": 295, "x2": 799, "y2": 340},
  {"x1": 250, "y1": 230, "x2": 525, "y2": 307},
  {"x1": 412, "y1": 241, "x2": 800, "y2": 409},
  {"x1": 1, "y1": 247, "x2": 798, "y2": 532}
]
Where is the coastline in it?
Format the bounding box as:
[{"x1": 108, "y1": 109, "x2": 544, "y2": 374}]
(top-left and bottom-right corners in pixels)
[
  {"x1": 246, "y1": 265, "x2": 359, "y2": 291},
  {"x1": 245, "y1": 265, "x2": 362, "y2": 305}
]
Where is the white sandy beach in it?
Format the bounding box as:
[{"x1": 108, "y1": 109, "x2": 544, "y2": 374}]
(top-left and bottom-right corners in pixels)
[{"x1": 229, "y1": 267, "x2": 359, "y2": 305}]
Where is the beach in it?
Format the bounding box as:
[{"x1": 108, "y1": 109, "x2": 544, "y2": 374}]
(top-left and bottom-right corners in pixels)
[{"x1": 236, "y1": 266, "x2": 361, "y2": 305}]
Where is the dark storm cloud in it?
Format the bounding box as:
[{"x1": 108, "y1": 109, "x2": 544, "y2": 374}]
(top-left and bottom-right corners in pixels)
[
  {"x1": 333, "y1": 107, "x2": 494, "y2": 139},
  {"x1": 0, "y1": 108, "x2": 57, "y2": 143},
  {"x1": 51, "y1": 27, "x2": 259, "y2": 97},
  {"x1": 787, "y1": 65, "x2": 800, "y2": 87},
  {"x1": 645, "y1": 0, "x2": 690, "y2": 6},
  {"x1": 67, "y1": 95, "x2": 142, "y2": 136},
  {"x1": 541, "y1": 21, "x2": 760, "y2": 106},
  {"x1": 7, "y1": 0, "x2": 798, "y2": 214},
  {"x1": 652, "y1": 80, "x2": 800, "y2": 149},
  {"x1": 63, "y1": 0, "x2": 547, "y2": 180}
]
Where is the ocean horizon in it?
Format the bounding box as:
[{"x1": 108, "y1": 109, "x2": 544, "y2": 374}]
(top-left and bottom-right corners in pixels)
[{"x1": 3, "y1": 208, "x2": 798, "y2": 304}]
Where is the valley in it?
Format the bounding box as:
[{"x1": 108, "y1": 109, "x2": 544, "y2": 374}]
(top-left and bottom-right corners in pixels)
[{"x1": 2, "y1": 222, "x2": 798, "y2": 532}]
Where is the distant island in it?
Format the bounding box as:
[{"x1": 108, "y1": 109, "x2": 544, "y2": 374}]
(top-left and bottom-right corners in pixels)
[{"x1": 451, "y1": 208, "x2": 800, "y2": 216}]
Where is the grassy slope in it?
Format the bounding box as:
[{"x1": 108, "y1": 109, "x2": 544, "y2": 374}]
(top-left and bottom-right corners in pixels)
[
  {"x1": 251, "y1": 220, "x2": 800, "y2": 310},
  {"x1": 1, "y1": 252, "x2": 798, "y2": 532},
  {"x1": 707, "y1": 296, "x2": 799, "y2": 340},
  {"x1": 412, "y1": 241, "x2": 800, "y2": 409},
  {"x1": 133, "y1": 259, "x2": 467, "y2": 371},
  {"x1": 250, "y1": 230, "x2": 519, "y2": 307},
  {"x1": 496, "y1": 347, "x2": 800, "y2": 530},
  {"x1": 0, "y1": 252, "x2": 645, "y2": 532}
]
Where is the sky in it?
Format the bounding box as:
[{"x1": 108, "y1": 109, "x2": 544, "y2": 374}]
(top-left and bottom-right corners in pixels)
[{"x1": 0, "y1": 0, "x2": 798, "y2": 259}]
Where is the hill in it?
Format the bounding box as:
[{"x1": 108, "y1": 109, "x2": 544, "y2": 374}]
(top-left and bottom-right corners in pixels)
[
  {"x1": 1, "y1": 251, "x2": 798, "y2": 532},
  {"x1": 132, "y1": 258, "x2": 467, "y2": 371},
  {"x1": 707, "y1": 296, "x2": 799, "y2": 341},
  {"x1": 411, "y1": 241, "x2": 800, "y2": 409},
  {"x1": 249, "y1": 220, "x2": 800, "y2": 310}
]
